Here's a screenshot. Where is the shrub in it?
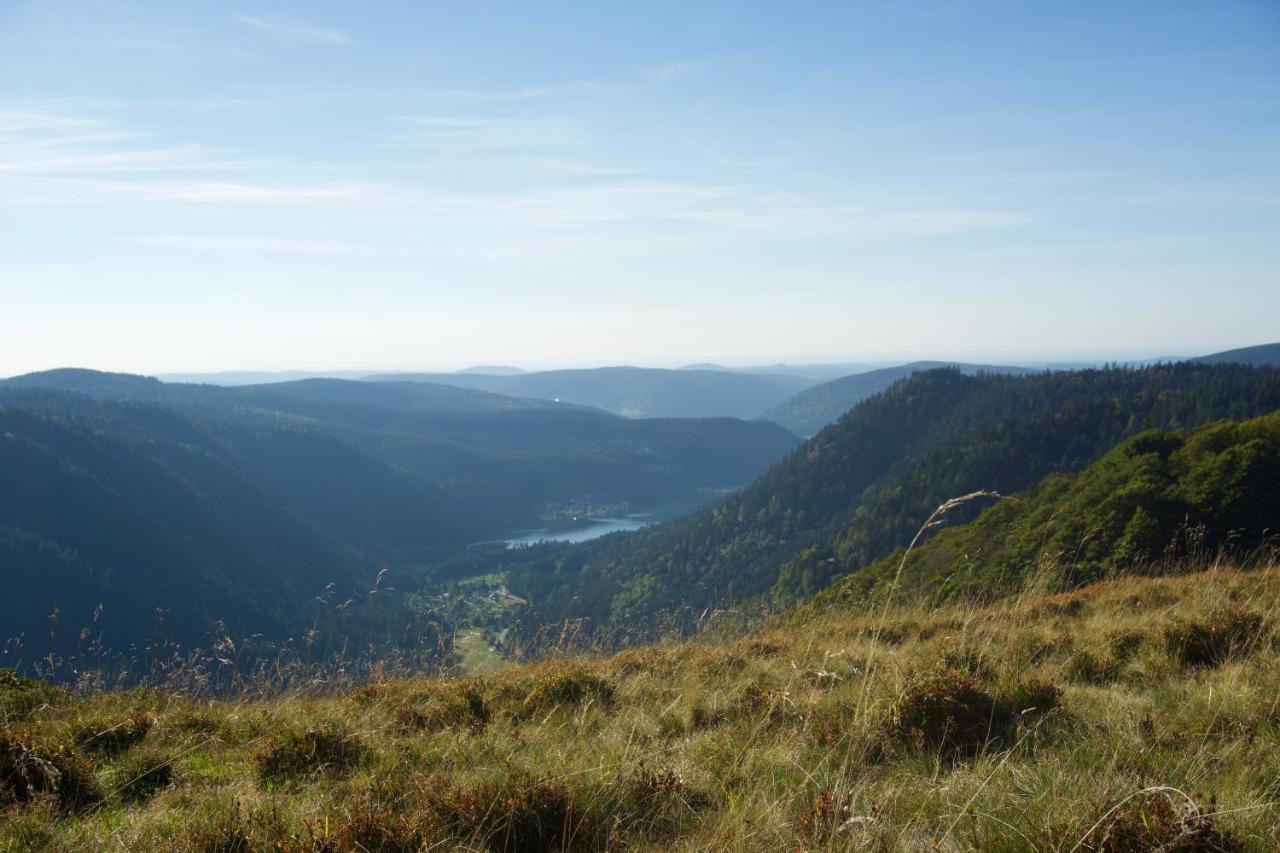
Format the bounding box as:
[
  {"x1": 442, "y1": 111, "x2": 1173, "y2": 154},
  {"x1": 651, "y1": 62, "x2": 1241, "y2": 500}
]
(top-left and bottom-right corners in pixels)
[
  {"x1": 432, "y1": 776, "x2": 594, "y2": 852},
  {"x1": 514, "y1": 667, "x2": 614, "y2": 720},
  {"x1": 1055, "y1": 791, "x2": 1243, "y2": 851},
  {"x1": 1063, "y1": 650, "x2": 1123, "y2": 684},
  {"x1": 1164, "y1": 606, "x2": 1269, "y2": 667},
  {"x1": 884, "y1": 675, "x2": 1010, "y2": 758},
  {"x1": 608, "y1": 766, "x2": 706, "y2": 841},
  {"x1": 112, "y1": 749, "x2": 173, "y2": 803},
  {"x1": 184, "y1": 805, "x2": 256, "y2": 852},
  {"x1": 73, "y1": 709, "x2": 153, "y2": 755},
  {"x1": 298, "y1": 806, "x2": 426, "y2": 853},
  {"x1": 395, "y1": 687, "x2": 488, "y2": 734},
  {"x1": 0, "y1": 669, "x2": 60, "y2": 720},
  {"x1": 0, "y1": 731, "x2": 102, "y2": 811},
  {"x1": 999, "y1": 678, "x2": 1063, "y2": 718},
  {"x1": 252, "y1": 727, "x2": 365, "y2": 781},
  {"x1": 1107, "y1": 629, "x2": 1147, "y2": 662}
]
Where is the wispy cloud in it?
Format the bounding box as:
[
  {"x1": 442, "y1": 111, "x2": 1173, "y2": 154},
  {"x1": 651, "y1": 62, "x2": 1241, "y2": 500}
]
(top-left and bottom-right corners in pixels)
[
  {"x1": 0, "y1": 108, "x2": 230, "y2": 175},
  {"x1": 644, "y1": 60, "x2": 705, "y2": 82},
  {"x1": 104, "y1": 180, "x2": 371, "y2": 204},
  {"x1": 0, "y1": 104, "x2": 375, "y2": 206},
  {"x1": 421, "y1": 87, "x2": 553, "y2": 102},
  {"x1": 136, "y1": 235, "x2": 403, "y2": 255},
  {"x1": 391, "y1": 116, "x2": 581, "y2": 151},
  {"x1": 236, "y1": 15, "x2": 352, "y2": 46}
]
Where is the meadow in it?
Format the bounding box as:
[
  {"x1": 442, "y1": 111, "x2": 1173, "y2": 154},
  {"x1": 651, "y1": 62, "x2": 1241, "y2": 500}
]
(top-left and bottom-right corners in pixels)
[{"x1": 3, "y1": 561, "x2": 1277, "y2": 850}]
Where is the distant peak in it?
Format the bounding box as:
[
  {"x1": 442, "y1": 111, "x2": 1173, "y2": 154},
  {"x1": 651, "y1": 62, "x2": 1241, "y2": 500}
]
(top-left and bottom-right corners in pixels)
[{"x1": 456, "y1": 365, "x2": 525, "y2": 375}]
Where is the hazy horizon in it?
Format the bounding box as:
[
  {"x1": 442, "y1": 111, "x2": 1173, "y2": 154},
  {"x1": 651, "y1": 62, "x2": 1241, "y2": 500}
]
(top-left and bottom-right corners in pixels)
[
  {"x1": 4, "y1": 340, "x2": 1265, "y2": 382},
  {"x1": 3, "y1": 1, "x2": 1278, "y2": 376}
]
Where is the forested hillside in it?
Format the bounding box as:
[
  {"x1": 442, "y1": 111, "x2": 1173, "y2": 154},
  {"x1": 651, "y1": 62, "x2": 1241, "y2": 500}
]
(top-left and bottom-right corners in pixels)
[
  {"x1": 0, "y1": 373, "x2": 798, "y2": 664},
  {"x1": 365, "y1": 366, "x2": 813, "y2": 419},
  {"x1": 1194, "y1": 342, "x2": 1280, "y2": 367},
  {"x1": 507, "y1": 363, "x2": 1280, "y2": 638},
  {"x1": 761, "y1": 361, "x2": 1032, "y2": 436},
  {"x1": 815, "y1": 411, "x2": 1280, "y2": 607}
]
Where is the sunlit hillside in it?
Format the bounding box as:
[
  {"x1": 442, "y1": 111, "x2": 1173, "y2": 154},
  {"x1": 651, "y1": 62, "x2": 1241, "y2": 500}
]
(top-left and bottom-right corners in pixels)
[{"x1": 4, "y1": 563, "x2": 1278, "y2": 850}]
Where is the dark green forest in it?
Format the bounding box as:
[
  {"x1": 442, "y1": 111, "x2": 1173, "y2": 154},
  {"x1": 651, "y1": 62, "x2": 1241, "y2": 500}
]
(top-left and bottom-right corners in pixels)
[
  {"x1": 760, "y1": 360, "x2": 1033, "y2": 436},
  {"x1": 0, "y1": 371, "x2": 797, "y2": 666},
  {"x1": 815, "y1": 410, "x2": 1280, "y2": 606},
  {"x1": 506, "y1": 363, "x2": 1280, "y2": 640}
]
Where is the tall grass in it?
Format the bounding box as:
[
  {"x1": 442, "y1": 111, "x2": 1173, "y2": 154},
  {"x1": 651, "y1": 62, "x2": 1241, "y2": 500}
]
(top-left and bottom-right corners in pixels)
[{"x1": 4, "y1": 554, "x2": 1280, "y2": 849}]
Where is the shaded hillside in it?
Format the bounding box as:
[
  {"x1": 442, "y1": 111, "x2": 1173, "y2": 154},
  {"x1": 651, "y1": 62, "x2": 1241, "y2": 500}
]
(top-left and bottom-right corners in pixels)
[
  {"x1": 0, "y1": 374, "x2": 797, "y2": 662},
  {"x1": 366, "y1": 366, "x2": 814, "y2": 419},
  {"x1": 762, "y1": 361, "x2": 1034, "y2": 436},
  {"x1": 815, "y1": 412, "x2": 1280, "y2": 606},
  {"x1": 507, "y1": 363, "x2": 1280, "y2": 635},
  {"x1": 1194, "y1": 342, "x2": 1280, "y2": 367},
  {"x1": 0, "y1": 400, "x2": 390, "y2": 663},
  {"x1": 1, "y1": 372, "x2": 798, "y2": 525}
]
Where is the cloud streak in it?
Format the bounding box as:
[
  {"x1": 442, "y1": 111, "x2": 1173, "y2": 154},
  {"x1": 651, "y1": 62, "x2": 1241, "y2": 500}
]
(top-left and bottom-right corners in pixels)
[
  {"x1": 391, "y1": 116, "x2": 581, "y2": 151},
  {"x1": 236, "y1": 15, "x2": 353, "y2": 45}
]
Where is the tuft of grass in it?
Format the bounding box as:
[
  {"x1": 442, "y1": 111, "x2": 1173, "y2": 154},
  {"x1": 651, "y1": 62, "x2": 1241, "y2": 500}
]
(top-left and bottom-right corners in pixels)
[
  {"x1": 1052, "y1": 789, "x2": 1244, "y2": 851},
  {"x1": 252, "y1": 726, "x2": 366, "y2": 781},
  {"x1": 883, "y1": 674, "x2": 1010, "y2": 758},
  {"x1": 431, "y1": 775, "x2": 594, "y2": 852},
  {"x1": 0, "y1": 668, "x2": 61, "y2": 722},
  {"x1": 0, "y1": 730, "x2": 102, "y2": 812},
  {"x1": 1163, "y1": 605, "x2": 1269, "y2": 667},
  {"x1": 510, "y1": 666, "x2": 615, "y2": 720},
  {"x1": 72, "y1": 708, "x2": 153, "y2": 755},
  {"x1": 394, "y1": 685, "x2": 488, "y2": 734},
  {"x1": 110, "y1": 748, "x2": 175, "y2": 804}
]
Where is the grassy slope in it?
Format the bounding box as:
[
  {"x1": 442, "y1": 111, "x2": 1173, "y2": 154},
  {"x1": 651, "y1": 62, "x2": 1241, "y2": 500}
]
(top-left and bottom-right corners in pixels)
[
  {"x1": 4, "y1": 566, "x2": 1280, "y2": 850},
  {"x1": 811, "y1": 411, "x2": 1280, "y2": 607}
]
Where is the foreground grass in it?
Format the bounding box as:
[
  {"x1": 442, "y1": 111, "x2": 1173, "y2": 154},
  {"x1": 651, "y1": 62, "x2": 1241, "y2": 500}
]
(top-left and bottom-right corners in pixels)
[{"x1": 3, "y1": 567, "x2": 1280, "y2": 850}]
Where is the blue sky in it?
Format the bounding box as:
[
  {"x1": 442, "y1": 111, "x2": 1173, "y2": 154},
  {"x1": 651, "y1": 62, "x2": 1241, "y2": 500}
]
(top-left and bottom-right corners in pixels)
[{"x1": 1, "y1": 1, "x2": 1277, "y2": 375}]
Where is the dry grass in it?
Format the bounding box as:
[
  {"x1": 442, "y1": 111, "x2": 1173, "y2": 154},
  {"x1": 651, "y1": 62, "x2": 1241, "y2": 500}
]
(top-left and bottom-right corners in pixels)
[{"x1": 3, "y1": 565, "x2": 1280, "y2": 850}]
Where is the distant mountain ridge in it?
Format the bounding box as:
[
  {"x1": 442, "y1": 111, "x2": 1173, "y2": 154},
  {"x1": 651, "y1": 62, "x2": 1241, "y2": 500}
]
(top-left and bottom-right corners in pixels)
[
  {"x1": 0, "y1": 369, "x2": 799, "y2": 661},
  {"x1": 506, "y1": 362, "x2": 1280, "y2": 638},
  {"x1": 365, "y1": 366, "x2": 815, "y2": 419},
  {"x1": 761, "y1": 361, "x2": 1036, "y2": 436},
  {"x1": 1194, "y1": 343, "x2": 1280, "y2": 367}
]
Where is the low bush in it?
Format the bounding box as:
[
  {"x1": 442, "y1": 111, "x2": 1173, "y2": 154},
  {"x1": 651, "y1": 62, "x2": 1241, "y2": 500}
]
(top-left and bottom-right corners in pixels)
[
  {"x1": 1053, "y1": 790, "x2": 1243, "y2": 851},
  {"x1": 432, "y1": 776, "x2": 596, "y2": 852},
  {"x1": 0, "y1": 731, "x2": 102, "y2": 811},
  {"x1": 73, "y1": 709, "x2": 153, "y2": 755},
  {"x1": 1164, "y1": 606, "x2": 1269, "y2": 667},
  {"x1": 112, "y1": 749, "x2": 174, "y2": 804},
  {"x1": 252, "y1": 727, "x2": 365, "y2": 781},
  {"x1": 884, "y1": 675, "x2": 1010, "y2": 758},
  {"x1": 395, "y1": 686, "x2": 488, "y2": 734},
  {"x1": 1063, "y1": 649, "x2": 1123, "y2": 684},
  {"x1": 0, "y1": 669, "x2": 60, "y2": 721},
  {"x1": 512, "y1": 667, "x2": 614, "y2": 720},
  {"x1": 999, "y1": 678, "x2": 1063, "y2": 717}
]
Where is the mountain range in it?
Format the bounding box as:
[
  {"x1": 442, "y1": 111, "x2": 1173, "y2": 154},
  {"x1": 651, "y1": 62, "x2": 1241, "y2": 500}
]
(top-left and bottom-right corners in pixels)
[
  {"x1": 505, "y1": 361, "x2": 1280, "y2": 640},
  {"x1": 0, "y1": 370, "x2": 797, "y2": 661}
]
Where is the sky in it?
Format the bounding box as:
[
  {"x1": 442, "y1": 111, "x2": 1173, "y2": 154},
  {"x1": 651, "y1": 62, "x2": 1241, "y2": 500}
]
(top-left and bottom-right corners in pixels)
[{"x1": 1, "y1": 1, "x2": 1278, "y2": 375}]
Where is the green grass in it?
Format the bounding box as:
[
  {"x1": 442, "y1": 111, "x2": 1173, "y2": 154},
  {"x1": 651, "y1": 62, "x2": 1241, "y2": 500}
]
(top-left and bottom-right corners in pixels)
[
  {"x1": 3, "y1": 566, "x2": 1280, "y2": 850},
  {"x1": 453, "y1": 628, "x2": 510, "y2": 676}
]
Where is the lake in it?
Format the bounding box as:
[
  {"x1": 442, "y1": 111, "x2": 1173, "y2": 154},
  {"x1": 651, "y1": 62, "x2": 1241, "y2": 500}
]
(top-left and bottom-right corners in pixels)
[{"x1": 500, "y1": 514, "x2": 654, "y2": 547}]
